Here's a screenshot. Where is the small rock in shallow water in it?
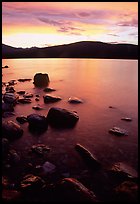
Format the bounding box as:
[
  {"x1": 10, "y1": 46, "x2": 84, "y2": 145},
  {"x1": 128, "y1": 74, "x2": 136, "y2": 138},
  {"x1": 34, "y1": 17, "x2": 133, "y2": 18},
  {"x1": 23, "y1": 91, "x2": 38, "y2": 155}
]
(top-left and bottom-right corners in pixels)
[
  {"x1": 8, "y1": 80, "x2": 17, "y2": 86},
  {"x1": 3, "y1": 92, "x2": 19, "y2": 104},
  {"x1": 121, "y1": 117, "x2": 132, "y2": 121},
  {"x1": 43, "y1": 87, "x2": 56, "y2": 92},
  {"x1": 68, "y1": 97, "x2": 83, "y2": 104},
  {"x1": 31, "y1": 144, "x2": 50, "y2": 156},
  {"x1": 2, "y1": 102, "x2": 14, "y2": 112},
  {"x1": 35, "y1": 97, "x2": 40, "y2": 101},
  {"x1": 18, "y1": 98, "x2": 32, "y2": 104},
  {"x1": 17, "y1": 90, "x2": 26, "y2": 95},
  {"x1": 32, "y1": 105, "x2": 43, "y2": 110},
  {"x1": 109, "y1": 127, "x2": 127, "y2": 136},
  {"x1": 43, "y1": 94, "x2": 62, "y2": 103},
  {"x1": 16, "y1": 116, "x2": 28, "y2": 124},
  {"x1": 6, "y1": 86, "x2": 15, "y2": 93},
  {"x1": 18, "y1": 78, "x2": 32, "y2": 82},
  {"x1": 8, "y1": 149, "x2": 20, "y2": 164},
  {"x1": 23, "y1": 93, "x2": 33, "y2": 98},
  {"x1": 27, "y1": 114, "x2": 48, "y2": 131}
]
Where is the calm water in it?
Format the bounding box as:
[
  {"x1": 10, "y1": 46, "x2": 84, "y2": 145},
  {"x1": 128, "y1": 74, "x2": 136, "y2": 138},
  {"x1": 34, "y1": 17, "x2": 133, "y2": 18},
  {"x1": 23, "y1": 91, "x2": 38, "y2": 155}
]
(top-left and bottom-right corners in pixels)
[{"x1": 2, "y1": 58, "x2": 138, "y2": 174}]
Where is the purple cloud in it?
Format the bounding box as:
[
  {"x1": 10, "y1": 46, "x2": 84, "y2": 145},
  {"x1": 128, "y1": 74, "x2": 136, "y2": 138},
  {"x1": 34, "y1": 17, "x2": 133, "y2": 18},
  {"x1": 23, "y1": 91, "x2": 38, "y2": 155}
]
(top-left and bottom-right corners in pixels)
[
  {"x1": 117, "y1": 18, "x2": 138, "y2": 27},
  {"x1": 108, "y1": 33, "x2": 119, "y2": 37}
]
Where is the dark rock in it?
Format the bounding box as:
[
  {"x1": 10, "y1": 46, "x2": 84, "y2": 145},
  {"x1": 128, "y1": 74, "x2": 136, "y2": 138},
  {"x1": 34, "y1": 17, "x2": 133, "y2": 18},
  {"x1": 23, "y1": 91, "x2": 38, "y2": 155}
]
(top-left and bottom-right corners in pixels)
[
  {"x1": 121, "y1": 117, "x2": 132, "y2": 121},
  {"x1": 20, "y1": 174, "x2": 46, "y2": 192},
  {"x1": 23, "y1": 93, "x2": 33, "y2": 98},
  {"x1": 2, "y1": 102, "x2": 14, "y2": 112},
  {"x1": 43, "y1": 94, "x2": 62, "y2": 103},
  {"x1": 2, "y1": 189, "x2": 22, "y2": 202},
  {"x1": 107, "y1": 162, "x2": 138, "y2": 181},
  {"x1": 31, "y1": 144, "x2": 50, "y2": 156},
  {"x1": 8, "y1": 80, "x2": 17, "y2": 86},
  {"x1": 18, "y1": 98, "x2": 32, "y2": 104},
  {"x1": 75, "y1": 143, "x2": 101, "y2": 170},
  {"x1": 2, "y1": 138, "x2": 9, "y2": 156},
  {"x1": 54, "y1": 178, "x2": 98, "y2": 202},
  {"x1": 109, "y1": 127, "x2": 127, "y2": 136},
  {"x1": 68, "y1": 97, "x2": 83, "y2": 104},
  {"x1": 33, "y1": 73, "x2": 49, "y2": 87},
  {"x1": 6, "y1": 86, "x2": 15, "y2": 93},
  {"x1": 18, "y1": 78, "x2": 32, "y2": 82},
  {"x1": 35, "y1": 97, "x2": 40, "y2": 101},
  {"x1": 35, "y1": 94, "x2": 40, "y2": 97},
  {"x1": 8, "y1": 149, "x2": 20, "y2": 164},
  {"x1": 2, "y1": 121, "x2": 23, "y2": 140},
  {"x1": 3, "y1": 92, "x2": 19, "y2": 104},
  {"x1": 17, "y1": 90, "x2": 26, "y2": 95},
  {"x1": 47, "y1": 107, "x2": 79, "y2": 128},
  {"x1": 114, "y1": 181, "x2": 138, "y2": 202},
  {"x1": 43, "y1": 87, "x2": 56, "y2": 92},
  {"x1": 16, "y1": 116, "x2": 28, "y2": 124},
  {"x1": 32, "y1": 105, "x2": 43, "y2": 110},
  {"x1": 2, "y1": 65, "x2": 9, "y2": 68},
  {"x1": 27, "y1": 114, "x2": 48, "y2": 131},
  {"x1": 2, "y1": 112, "x2": 15, "y2": 118}
]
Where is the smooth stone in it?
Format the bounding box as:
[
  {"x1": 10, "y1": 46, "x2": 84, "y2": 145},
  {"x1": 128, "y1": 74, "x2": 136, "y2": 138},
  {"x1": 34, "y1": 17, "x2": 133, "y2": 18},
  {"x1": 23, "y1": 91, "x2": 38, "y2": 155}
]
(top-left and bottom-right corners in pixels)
[
  {"x1": 68, "y1": 97, "x2": 83, "y2": 103},
  {"x1": 17, "y1": 90, "x2": 26, "y2": 95},
  {"x1": 35, "y1": 94, "x2": 40, "y2": 97},
  {"x1": 18, "y1": 78, "x2": 32, "y2": 82},
  {"x1": 18, "y1": 98, "x2": 32, "y2": 104},
  {"x1": 43, "y1": 94, "x2": 62, "y2": 103},
  {"x1": 23, "y1": 93, "x2": 33, "y2": 98},
  {"x1": 2, "y1": 112, "x2": 15, "y2": 118},
  {"x1": 3, "y1": 92, "x2": 19, "y2": 104},
  {"x1": 2, "y1": 121, "x2": 23, "y2": 140},
  {"x1": 27, "y1": 113, "x2": 48, "y2": 130},
  {"x1": 32, "y1": 105, "x2": 43, "y2": 110},
  {"x1": 54, "y1": 177, "x2": 98, "y2": 202},
  {"x1": 35, "y1": 97, "x2": 40, "y2": 101},
  {"x1": 2, "y1": 65, "x2": 9, "y2": 68},
  {"x1": 16, "y1": 116, "x2": 28, "y2": 124},
  {"x1": 121, "y1": 117, "x2": 132, "y2": 121},
  {"x1": 43, "y1": 87, "x2": 56, "y2": 92},
  {"x1": 109, "y1": 127, "x2": 127, "y2": 136},
  {"x1": 47, "y1": 107, "x2": 79, "y2": 128},
  {"x1": 6, "y1": 86, "x2": 15, "y2": 93},
  {"x1": 75, "y1": 143, "x2": 101, "y2": 170},
  {"x1": 33, "y1": 73, "x2": 49, "y2": 87},
  {"x1": 31, "y1": 144, "x2": 50, "y2": 156}
]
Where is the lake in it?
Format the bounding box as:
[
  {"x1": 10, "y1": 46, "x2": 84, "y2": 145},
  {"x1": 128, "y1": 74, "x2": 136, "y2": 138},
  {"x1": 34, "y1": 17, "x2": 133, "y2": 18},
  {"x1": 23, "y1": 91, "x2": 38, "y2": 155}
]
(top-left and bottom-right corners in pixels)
[{"x1": 2, "y1": 58, "x2": 138, "y2": 176}]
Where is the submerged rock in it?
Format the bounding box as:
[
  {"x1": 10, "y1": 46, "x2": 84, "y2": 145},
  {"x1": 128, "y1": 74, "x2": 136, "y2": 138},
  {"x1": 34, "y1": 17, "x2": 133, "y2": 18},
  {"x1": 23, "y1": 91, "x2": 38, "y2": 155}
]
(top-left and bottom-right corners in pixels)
[
  {"x1": 47, "y1": 107, "x2": 79, "y2": 128},
  {"x1": 18, "y1": 98, "x2": 32, "y2": 104},
  {"x1": 75, "y1": 143, "x2": 101, "y2": 170},
  {"x1": 68, "y1": 97, "x2": 83, "y2": 104},
  {"x1": 54, "y1": 178, "x2": 98, "y2": 202},
  {"x1": 33, "y1": 73, "x2": 49, "y2": 87},
  {"x1": 2, "y1": 65, "x2": 9, "y2": 68},
  {"x1": 32, "y1": 105, "x2": 43, "y2": 110},
  {"x1": 43, "y1": 87, "x2": 56, "y2": 92},
  {"x1": 3, "y1": 92, "x2": 19, "y2": 104},
  {"x1": 2, "y1": 121, "x2": 23, "y2": 140},
  {"x1": 27, "y1": 114, "x2": 48, "y2": 130},
  {"x1": 18, "y1": 78, "x2": 32, "y2": 82},
  {"x1": 31, "y1": 144, "x2": 50, "y2": 156},
  {"x1": 23, "y1": 93, "x2": 33, "y2": 98},
  {"x1": 35, "y1": 97, "x2": 40, "y2": 101},
  {"x1": 121, "y1": 117, "x2": 132, "y2": 122},
  {"x1": 109, "y1": 127, "x2": 127, "y2": 136},
  {"x1": 114, "y1": 181, "x2": 138, "y2": 202},
  {"x1": 17, "y1": 90, "x2": 26, "y2": 95},
  {"x1": 43, "y1": 94, "x2": 62, "y2": 103},
  {"x1": 16, "y1": 116, "x2": 28, "y2": 124}
]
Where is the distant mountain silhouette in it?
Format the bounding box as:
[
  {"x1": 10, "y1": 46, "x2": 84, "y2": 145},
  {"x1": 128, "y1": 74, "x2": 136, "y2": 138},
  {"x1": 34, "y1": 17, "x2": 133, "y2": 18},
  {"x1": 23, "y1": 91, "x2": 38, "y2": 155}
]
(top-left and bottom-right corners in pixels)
[{"x1": 2, "y1": 41, "x2": 138, "y2": 59}]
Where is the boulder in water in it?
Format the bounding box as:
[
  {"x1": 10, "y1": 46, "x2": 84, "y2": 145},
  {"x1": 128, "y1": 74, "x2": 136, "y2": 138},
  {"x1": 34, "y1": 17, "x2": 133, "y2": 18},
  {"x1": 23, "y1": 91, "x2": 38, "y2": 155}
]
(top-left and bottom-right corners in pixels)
[
  {"x1": 43, "y1": 94, "x2": 62, "y2": 103},
  {"x1": 27, "y1": 114, "x2": 48, "y2": 131},
  {"x1": 33, "y1": 73, "x2": 49, "y2": 87},
  {"x1": 3, "y1": 93, "x2": 19, "y2": 104}
]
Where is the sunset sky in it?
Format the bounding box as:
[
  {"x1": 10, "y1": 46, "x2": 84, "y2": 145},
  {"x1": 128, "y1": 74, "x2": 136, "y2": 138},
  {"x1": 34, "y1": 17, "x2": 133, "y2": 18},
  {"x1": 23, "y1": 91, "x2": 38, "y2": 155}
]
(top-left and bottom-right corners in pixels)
[{"x1": 2, "y1": 2, "x2": 138, "y2": 48}]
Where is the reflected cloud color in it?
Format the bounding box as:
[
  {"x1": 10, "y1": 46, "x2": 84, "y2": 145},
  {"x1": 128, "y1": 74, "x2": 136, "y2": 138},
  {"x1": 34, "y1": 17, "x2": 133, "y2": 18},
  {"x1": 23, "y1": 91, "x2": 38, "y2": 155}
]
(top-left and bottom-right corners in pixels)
[{"x1": 2, "y1": 2, "x2": 138, "y2": 48}]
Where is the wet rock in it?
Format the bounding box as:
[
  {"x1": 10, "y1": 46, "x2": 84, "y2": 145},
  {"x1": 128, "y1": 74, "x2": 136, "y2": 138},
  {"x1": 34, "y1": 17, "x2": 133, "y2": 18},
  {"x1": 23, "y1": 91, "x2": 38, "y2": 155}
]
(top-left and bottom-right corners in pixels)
[
  {"x1": 18, "y1": 98, "x2": 32, "y2": 104},
  {"x1": 2, "y1": 102, "x2": 14, "y2": 112},
  {"x1": 2, "y1": 112, "x2": 15, "y2": 118},
  {"x1": 107, "y1": 162, "x2": 138, "y2": 181},
  {"x1": 35, "y1": 97, "x2": 40, "y2": 101},
  {"x1": 31, "y1": 144, "x2": 50, "y2": 156},
  {"x1": 2, "y1": 189, "x2": 22, "y2": 202},
  {"x1": 2, "y1": 65, "x2": 9, "y2": 68},
  {"x1": 121, "y1": 117, "x2": 132, "y2": 121},
  {"x1": 75, "y1": 143, "x2": 101, "y2": 170},
  {"x1": 114, "y1": 181, "x2": 138, "y2": 202},
  {"x1": 32, "y1": 105, "x2": 43, "y2": 110},
  {"x1": 6, "y1": 86, "x2": 15, "y2": 93},
  {"x1": 47, "y1": 107, "x2": 79, "y2": 128},
  {"x1": 33, "y1": 73, "x2": 49, "y2": 87},
  {"x1": 35, "y1": 94, "x2": 40, "y2": 97},
  {"x1": 27, "y1": 114, "x2": 48, "y2": 131},
  {"x1": 42, "y1": 161, "x2": 56, "y2": 174},
  {"x1": 2, "y1": 138, "x2": 9, "y2": 156},
  {"x1": 43, "y1": 87, "x2": 56, "y2": 92},
  {"x1": 8, "y1": 149, "x2": 20, "y2": 164},
  {"x1": 43, "y1": 94, "x2": 62, "y2": 103},
  {"x1": 2, "y1": 121, "x2": 23, "y2": 140},
  {"x1": 20, "y1": 174, "x2": 46, "y2": 192},
  {"x1": 8, "y1": 80, "x2": 17, "y2": 86},
  {"x1": 109, "y1": 127, "x2": 127, "y2": 136},
  {"x1": 54, "y1": 178, "x2": 98, "y2": 202},
  {"x1": 17, "y1": 90, "x2": 26, "y2": 95},
  {"x1": 18, "y1": 78, "x2": 32, "y2": 82},
  {"x1": 68, "y1": 97, "x2": 83, "y2": 103},
  {"x1": 23, "y1": 93, "x2": 33, "y2": 98},
  {"x1": 3, "y1": 92, "x2": 19, "y2": 104},
  {"x1": 16, "y1": 116, "x2": 28, "y2": 124}
]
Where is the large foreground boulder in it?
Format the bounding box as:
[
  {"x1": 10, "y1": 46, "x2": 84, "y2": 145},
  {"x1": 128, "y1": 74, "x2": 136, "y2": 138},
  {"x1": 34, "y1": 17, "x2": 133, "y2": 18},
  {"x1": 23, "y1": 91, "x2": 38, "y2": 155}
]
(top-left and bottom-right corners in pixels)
[
  {"x1": 2, "y1": 121, "x2": 23, "y2": 140},
  {"x1": 53, "y1": 178, "x2": 98, "y2": 202},
  {"x1": 33, "y1": 73, "x2": 49, "y2": 87},
  {"x1": 27, "y1": 114, "x2": 48, "y2": 132},
  {"x1": 47, "y1": 107, "x2": 79, "y2": 128}
]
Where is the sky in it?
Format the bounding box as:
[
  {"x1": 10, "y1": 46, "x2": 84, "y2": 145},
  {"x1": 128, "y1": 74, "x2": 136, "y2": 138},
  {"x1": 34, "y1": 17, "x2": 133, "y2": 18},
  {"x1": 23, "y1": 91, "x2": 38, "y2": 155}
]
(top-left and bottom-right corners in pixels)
[{"x1": 2, "y1": 2, "x2": 138, "y2": 48}]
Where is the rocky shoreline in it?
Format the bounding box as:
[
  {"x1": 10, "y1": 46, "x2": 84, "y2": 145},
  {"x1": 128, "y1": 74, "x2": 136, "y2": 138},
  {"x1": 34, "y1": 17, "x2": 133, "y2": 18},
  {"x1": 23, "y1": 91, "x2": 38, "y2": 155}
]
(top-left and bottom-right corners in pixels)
[{"x1": 2, "y1": 71, "x2": 138, "y2": 202}]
